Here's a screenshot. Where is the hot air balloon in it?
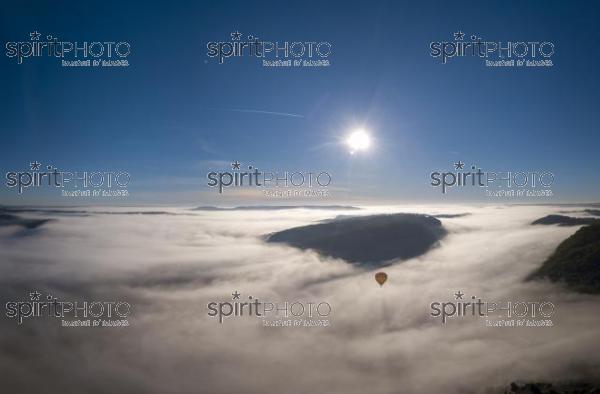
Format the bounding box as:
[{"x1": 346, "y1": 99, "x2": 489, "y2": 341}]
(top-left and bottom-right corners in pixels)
[{"x1": 375, "y1": 272, "x2": 387, "y2": 286}]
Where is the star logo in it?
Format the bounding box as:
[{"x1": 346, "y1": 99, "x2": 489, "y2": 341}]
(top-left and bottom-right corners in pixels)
[
  {"x1": 453, "y1": 161, "x2": 465, "y2": 170},
  {"x1": 230, "y1": 31, "x2": 242, "y2": 41},
  {"x1": 30, "y1": 31, "x2": 41, "y2": 41},
  {"x1": 29, "y1": 291, "x2": 41, "y2": 301},
  {"x1": 232, "y1": 291, "x2": 241, "y2": 300},
  {"x1": 454, "y1": 31, "x2": 465, "y2": 41},
  {"x1": 454, "y1": 290, "x2": 464, "y2": 300},
  {"x1": 30, "y1": 161, "x2": 41, "y2": 170},
  {"x1": 231, "y1": 161, "x2": 241, "y2": 170}
]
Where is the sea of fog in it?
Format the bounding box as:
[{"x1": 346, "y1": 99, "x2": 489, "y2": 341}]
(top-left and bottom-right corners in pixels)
[{"x1": 0, "y1": 204, "x2": 598, "y2": 393}]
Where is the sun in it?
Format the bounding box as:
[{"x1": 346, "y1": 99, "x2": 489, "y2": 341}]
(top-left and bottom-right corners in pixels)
[{"x1": 346, "y1": 129, "x2": 371, "y2": 153}]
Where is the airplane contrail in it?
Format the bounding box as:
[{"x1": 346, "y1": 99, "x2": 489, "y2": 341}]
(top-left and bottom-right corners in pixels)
[{"x1": 205, "y1": 107, "x2": 304, "y2": 118}]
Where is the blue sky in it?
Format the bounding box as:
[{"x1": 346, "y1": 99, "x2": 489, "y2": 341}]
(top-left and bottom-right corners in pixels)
[{"x1": 1, "y1": 1, "x2": 599, "y2": 205}]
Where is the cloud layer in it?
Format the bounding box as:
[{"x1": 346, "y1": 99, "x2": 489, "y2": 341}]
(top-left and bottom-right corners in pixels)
[{"x1": 0, "y1": 205, "x2": 599, "y2": 393}]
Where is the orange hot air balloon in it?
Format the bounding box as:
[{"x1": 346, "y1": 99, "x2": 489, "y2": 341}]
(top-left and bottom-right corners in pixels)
[{"x1": 375, "y1": 272, "x2": 387, "y2": 286}]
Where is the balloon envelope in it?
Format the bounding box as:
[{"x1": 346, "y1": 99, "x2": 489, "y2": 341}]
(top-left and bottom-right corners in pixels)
[{"x1": 375, "y1": 272, "x2": 387, "y2": 286}]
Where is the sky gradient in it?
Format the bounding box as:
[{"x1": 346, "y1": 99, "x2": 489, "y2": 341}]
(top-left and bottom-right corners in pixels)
[{"x1": 1, "y1": 1, "x2": 599, "y2": 205}]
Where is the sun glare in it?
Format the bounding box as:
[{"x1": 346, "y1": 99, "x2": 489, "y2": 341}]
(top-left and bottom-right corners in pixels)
[{"x1": 346, "y1": 129, "x2": 371, "y2": 153}]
